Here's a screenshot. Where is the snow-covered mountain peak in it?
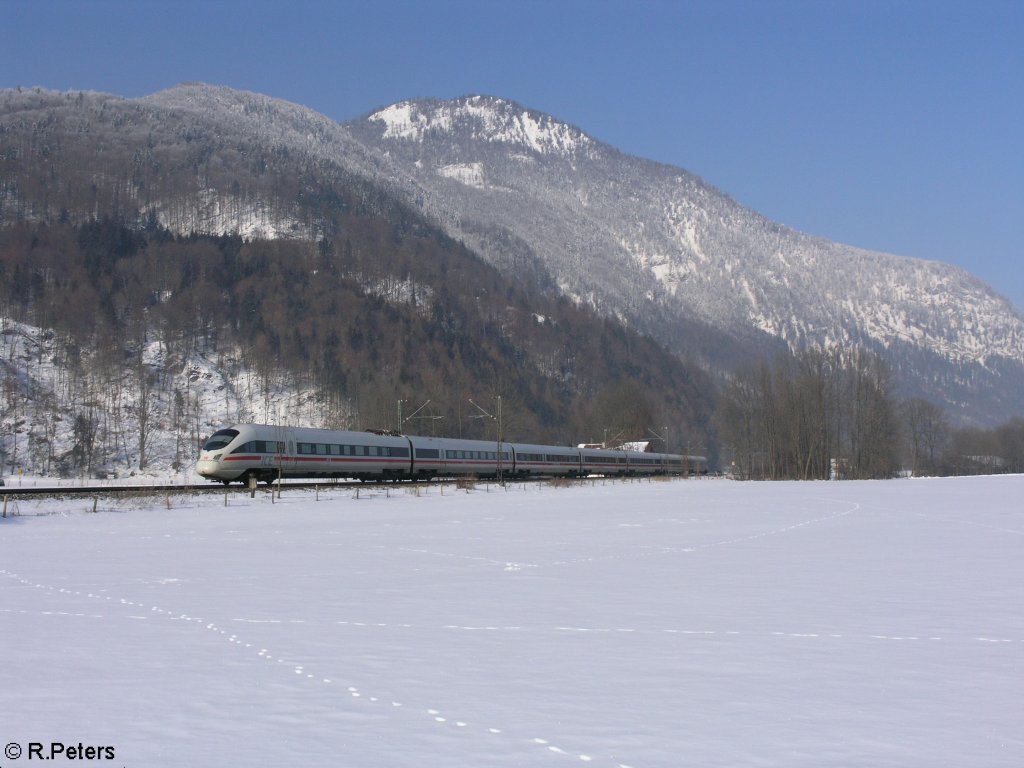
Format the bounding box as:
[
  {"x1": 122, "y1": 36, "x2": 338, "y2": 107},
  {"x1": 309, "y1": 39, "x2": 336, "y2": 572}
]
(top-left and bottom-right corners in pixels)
[{"x1": 368, "y1": 95, "x2": 593, "y2": 157}]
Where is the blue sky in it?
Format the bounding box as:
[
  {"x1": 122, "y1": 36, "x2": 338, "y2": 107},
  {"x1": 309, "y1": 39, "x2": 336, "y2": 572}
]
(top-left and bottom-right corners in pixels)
[{"x1": 3, "y1": 0, "x2": 1022, "y2": 310}]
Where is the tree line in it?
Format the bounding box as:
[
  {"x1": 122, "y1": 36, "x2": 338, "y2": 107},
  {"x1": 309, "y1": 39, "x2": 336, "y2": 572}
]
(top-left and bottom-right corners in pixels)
[{"x1": 717, "y1": 347, "x2": 1024, "y2": 479}]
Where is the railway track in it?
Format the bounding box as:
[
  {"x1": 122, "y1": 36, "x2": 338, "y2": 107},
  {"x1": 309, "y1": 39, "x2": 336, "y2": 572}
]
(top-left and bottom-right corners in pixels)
[
  {"x1": 0, "y1": 473, "x2": 687, "y2": 501},
  {"x1": 0, "y1": 476, "x2": 498, "y2": 499}
]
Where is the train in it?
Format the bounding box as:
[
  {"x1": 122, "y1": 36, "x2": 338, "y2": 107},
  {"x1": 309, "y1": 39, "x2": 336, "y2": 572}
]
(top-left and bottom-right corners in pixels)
[{"x1": 196, "y1": 423, "x2": 708, "y2": 485}]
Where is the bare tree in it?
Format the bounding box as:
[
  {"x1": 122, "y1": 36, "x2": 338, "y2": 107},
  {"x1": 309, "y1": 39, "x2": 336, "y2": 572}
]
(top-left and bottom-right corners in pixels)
[{"x1": 902, "y1": 398, "x2": 949, "y2": 476}]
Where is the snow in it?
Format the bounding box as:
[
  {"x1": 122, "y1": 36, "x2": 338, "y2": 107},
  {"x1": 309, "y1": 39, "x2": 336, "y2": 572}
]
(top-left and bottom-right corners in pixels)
[
  {"x1": 2, "y1": 475, "x2": 1022, "y2": 767},
  {"x1": 438, "y1": 162, "x2": 487, "y2": 189},
  {"x1": 151, "y1": 188, "x2": 310, "y2": 240},
  {"x1": 370, "y1": 97, "x2": 591, "y2": 157}
]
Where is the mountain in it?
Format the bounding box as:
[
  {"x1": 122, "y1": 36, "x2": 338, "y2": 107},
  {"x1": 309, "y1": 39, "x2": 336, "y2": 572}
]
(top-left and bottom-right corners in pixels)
[
  {"x1": 0, "y1": 86, "x2": 716, "y2": 477},
  {"x1": 345, "y1": 95, "x2": 1024, "y2": 425},
  {"x1": 2, "y1": 83, "x2": 1023, "y2": 436}
]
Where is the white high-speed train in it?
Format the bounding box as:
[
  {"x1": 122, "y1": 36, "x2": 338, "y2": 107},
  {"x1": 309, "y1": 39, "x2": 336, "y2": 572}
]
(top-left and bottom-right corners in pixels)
[{"x1": 196, "y1": 423, "x2": 707, "y2": 485}]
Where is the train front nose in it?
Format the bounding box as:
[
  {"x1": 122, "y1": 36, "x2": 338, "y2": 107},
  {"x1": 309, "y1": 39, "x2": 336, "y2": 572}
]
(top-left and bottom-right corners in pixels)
[{"x1": 195, "y1": 453, "x2": 221, "y2": 479}]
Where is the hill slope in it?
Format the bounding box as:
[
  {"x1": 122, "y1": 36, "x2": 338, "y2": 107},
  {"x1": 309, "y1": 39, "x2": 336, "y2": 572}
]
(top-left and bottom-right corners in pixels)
[
  {"x1": 346, "y1": 95, "x2": 1024, "y2": 424},
  {"x1": 3, "y1": 84, "x2": 1023, "y2": 431}
]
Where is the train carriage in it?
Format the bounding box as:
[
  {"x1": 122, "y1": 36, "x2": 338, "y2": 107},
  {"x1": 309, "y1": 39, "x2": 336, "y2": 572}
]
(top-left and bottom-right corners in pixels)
[
  {"x1": 291, "y1": 427, "x2": 412, "y2": 481},
  {"x1": 579, "y1": 447, "x2": 630, "y2": 477},
  {"x1": 624, "y1": 449, "x2": 664, "y2": 475},
  {"x1": 508, "y1": 442, "x2": 581, "y2": 477},
  {"x1": 432, "y1": 436, "x2": 513, "y2": 479}
]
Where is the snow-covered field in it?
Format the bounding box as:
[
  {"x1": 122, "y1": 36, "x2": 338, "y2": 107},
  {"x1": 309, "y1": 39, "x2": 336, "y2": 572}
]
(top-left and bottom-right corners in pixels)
[{"x1": 2, "y1": 475, "x2": 1022, "y2": 767}]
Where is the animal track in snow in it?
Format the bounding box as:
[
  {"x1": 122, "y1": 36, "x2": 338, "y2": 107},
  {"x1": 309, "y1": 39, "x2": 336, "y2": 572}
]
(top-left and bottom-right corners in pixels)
[{"x1": 2, "y1": 568, "x2": 636, "y2": 767}]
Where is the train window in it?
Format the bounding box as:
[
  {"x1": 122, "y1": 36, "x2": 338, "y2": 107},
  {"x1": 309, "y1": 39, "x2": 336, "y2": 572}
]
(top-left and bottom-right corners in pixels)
[
  {"x1": 391, "y1": 447, "x2": 409, "y2": 458},
  {"x1": 416, "y1": 448, "x2": 439, "y2": 459},
  {"x1": 203, "y1": 429, "x2": 238, "y2": 451},
  {"x1": 355, "y1": 446, "x2": 365, "y2": 456}
]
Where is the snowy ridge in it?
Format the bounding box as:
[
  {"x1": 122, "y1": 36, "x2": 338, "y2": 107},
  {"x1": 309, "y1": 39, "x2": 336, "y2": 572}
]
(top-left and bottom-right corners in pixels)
[{"x1": 370, "y1": 96, "x2": 594, "y2": 157}]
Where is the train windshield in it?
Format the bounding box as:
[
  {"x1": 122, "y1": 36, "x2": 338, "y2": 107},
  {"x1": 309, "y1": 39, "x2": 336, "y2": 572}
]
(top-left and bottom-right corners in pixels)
[{"x1": 203, "y1": 429, "x2": 239, "y2": 451}]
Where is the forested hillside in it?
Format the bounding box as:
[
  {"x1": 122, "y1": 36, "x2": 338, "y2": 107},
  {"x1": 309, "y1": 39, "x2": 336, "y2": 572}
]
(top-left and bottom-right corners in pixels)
[{"x1": 0, "y1": 218, "x2": 715, "y2": 476}]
